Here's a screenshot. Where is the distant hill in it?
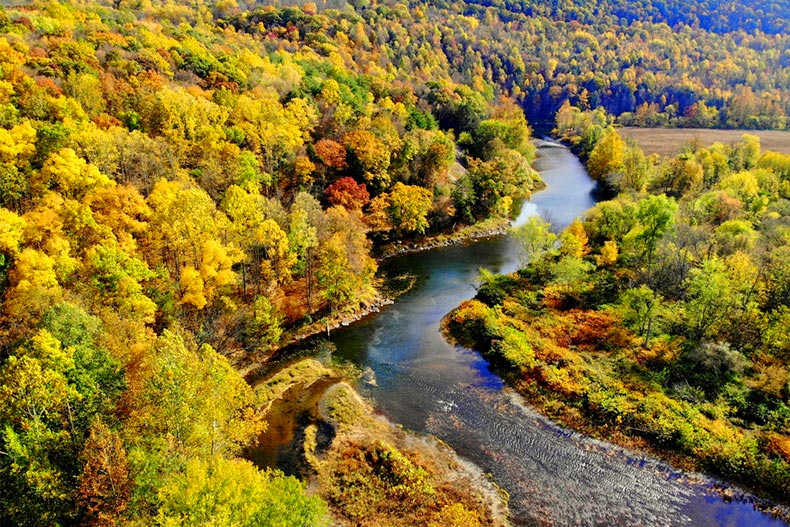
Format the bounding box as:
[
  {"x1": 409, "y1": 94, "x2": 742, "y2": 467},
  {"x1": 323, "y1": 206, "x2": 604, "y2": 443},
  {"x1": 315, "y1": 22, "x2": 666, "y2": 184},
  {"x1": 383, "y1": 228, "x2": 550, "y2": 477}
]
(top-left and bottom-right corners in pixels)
[{"x1": 267, "y1": 0, "x2": 790, "y2": 128}]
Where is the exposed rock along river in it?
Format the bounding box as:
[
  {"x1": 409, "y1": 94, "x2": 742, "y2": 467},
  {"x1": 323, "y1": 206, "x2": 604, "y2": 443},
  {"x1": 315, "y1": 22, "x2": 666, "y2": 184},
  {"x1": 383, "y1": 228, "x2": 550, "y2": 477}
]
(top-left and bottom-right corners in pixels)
[{"x1": 326, "y1": 144, "x2": 788, "y2": 527}]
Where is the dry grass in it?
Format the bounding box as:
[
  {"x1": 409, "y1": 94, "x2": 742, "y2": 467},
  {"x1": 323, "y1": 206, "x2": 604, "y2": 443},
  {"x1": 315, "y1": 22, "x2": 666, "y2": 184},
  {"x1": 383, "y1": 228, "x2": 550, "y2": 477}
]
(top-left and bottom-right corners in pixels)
[{"x1": 619, "y1": 127, "x2": 790, "y2": 157}]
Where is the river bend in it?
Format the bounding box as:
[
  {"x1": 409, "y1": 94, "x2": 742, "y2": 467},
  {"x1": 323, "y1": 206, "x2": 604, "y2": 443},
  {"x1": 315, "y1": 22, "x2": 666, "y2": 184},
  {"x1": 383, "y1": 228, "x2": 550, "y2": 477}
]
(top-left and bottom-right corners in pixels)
[{"x1": 329, "y1": 146, "x2": 788, "y2": 527}]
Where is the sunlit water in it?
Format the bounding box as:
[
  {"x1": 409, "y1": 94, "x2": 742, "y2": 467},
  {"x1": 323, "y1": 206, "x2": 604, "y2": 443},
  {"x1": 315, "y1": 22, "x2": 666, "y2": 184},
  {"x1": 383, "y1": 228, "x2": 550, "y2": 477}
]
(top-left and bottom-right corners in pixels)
[{"x1": 329, "y1": 146, "x2": 788, "y2": 527}]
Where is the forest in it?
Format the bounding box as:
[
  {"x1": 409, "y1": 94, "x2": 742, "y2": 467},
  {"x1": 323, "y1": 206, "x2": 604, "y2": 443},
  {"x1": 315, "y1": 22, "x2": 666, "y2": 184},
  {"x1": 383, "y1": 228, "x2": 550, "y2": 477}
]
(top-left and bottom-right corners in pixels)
[
  {"x1": 1, "y1": 0, "x2": 790, "y2": 525},
  {"x1": 265, "y1": 0, "x2": 790, "y2": 129},
  {"x1": 447, "y1": 108, "x2": 790, "y2": 505}
]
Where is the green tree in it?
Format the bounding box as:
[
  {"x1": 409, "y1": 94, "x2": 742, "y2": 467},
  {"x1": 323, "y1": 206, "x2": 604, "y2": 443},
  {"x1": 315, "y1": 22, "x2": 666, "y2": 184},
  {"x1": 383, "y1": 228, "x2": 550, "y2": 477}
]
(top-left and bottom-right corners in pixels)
[
  {"x1": 248, "y1": 295, "x2": 283, "y2": 352},
  {"x1": 635, "y1": 194, "x2": 677, "y2": 275},
  {"x1": 0, "y1": 338, "x2": 79, "y2": 526},
  {"x1": 0, "y1": 313, "x2": 122, "y2": 527},
  {"x1": 684, "y1": 258, "x2": 737, "y2": 342},
  {"x1": 550, "y1": 255, "x2": 593, "y2": 300},
  {"x1": 128, "y1": 330, "x2": 264, "y2": 461},
  {"x1": 289, "y1": 193, "x2": 326, "y2": 313},
  {"x1": 85, "y1": 242, "x2": 157, "y2": 324},
  {"x1": 620, "y1": 285, "x2": 665, "y2": 348},
  {"x1": 513, "y1": 216, "x2": 557, "y2": 268},
  {"x1": 156, "y1": 456, "x2": 328, "y2": 527}
]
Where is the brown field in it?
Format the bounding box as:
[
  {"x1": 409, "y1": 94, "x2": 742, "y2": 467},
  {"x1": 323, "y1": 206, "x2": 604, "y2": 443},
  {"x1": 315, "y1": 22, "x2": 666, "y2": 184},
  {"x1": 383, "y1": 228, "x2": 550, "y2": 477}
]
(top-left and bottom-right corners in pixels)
[{"x1": 618, "y1": 127, "x2": 790, "y2": 157}]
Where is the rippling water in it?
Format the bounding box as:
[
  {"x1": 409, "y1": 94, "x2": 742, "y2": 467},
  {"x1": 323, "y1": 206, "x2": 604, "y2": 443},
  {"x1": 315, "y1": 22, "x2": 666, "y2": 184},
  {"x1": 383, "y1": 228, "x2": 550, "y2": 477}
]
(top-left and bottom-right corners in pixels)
[{"x1": 330, "y1": 146, "x2": 788, "y2": 527}]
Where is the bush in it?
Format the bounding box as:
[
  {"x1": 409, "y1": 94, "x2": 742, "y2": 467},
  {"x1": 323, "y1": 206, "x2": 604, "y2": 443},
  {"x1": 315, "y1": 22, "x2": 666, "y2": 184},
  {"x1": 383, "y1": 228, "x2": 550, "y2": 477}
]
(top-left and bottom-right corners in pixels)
[{"x1": 447, "y1": 300, "x2": 501, "y2": 350}]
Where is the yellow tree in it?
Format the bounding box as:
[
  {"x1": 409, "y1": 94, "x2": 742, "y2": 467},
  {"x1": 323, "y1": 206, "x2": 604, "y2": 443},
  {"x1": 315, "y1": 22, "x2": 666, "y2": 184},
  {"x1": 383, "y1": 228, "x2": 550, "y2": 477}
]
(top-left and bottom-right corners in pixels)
[
  {"x1": 146, "y1": 179, "x2": 246, "y2": 314},
  {"x1": 146, "y1": 179, "x2": 230, "y2": 280},
  {"x1": 21, "y1": 193, "x2": 80, "y2": 282},
  {"x1": 198, "y1": 240, "x2": 239, "y2": 307},
  {"x1": 34, "y1": 148, "x2": 113, "y2": 200},
  {"x1": 3, "y1": 249, "x2": 63, "y2": 328},
  {"x1": 144, "y1": 86, "x2": 228, "y2": 156},
  {"x1": 254, "y1": 219, "x2": 296, "y2": 293},
  {"x1": 155, "y1": 456, "x2": 328, "y2": 527},
  {"x1": 0, "y1": 120, "x2": 36, "y2": 207},
  {"x1": 220, "y1": 184, "x2": 264, "y2": 299},
  {"x1": 317, "y1": 207, "x2": 377, "y2": 315},
  {"x1": 127, "y1": 330, "x2": 264, "y2": 461},
  {"x1": 364, "y1": 193, "x2": 394, "y2": 233},
  {"x1": 82, "y1": 184, "x2": 151, "y2": 254},
  {"x1": 84, "y1": 242, "x2": 157, "y2": 325},
  {"x1": 560, "y1": 220, "x2": 590, "y2": 259},
  {"x1": 586, "y1": 127, "x2": 626, "y2": 181},
  {"x1": 343, "y1": 130, "x2": 391, "y2": 190},
  {"x1": 387, "y1": 182, "x2": 433, "y2": 235},
  {"x1": 230, "y1": 93, "x2": 312, "y2": 181},
  {"x1": 0, "y1": 207, "x2": 25, "y2": 259}
]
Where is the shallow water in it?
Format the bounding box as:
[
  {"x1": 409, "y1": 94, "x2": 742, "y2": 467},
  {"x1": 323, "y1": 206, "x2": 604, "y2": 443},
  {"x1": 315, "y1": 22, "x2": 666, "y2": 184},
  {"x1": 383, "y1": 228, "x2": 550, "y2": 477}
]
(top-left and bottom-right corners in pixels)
[{"x1": 329, "y1": 147, "x2": 788, "y2": 527}]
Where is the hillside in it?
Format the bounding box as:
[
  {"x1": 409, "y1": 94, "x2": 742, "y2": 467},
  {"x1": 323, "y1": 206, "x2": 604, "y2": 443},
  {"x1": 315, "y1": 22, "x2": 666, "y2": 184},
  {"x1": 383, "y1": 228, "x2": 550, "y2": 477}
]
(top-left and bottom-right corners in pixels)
[
  {"x1": 266, "y1": 0, "x2": 790, "y2": 129},
  {"x1": 0, "y1": 1, "x2": 537, "y2": 525}
]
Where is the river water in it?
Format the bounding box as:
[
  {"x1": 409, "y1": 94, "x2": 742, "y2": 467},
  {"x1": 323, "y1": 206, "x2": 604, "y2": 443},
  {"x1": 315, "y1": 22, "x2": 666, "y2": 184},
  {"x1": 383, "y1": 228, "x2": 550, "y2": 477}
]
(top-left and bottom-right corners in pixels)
[{"x1": 329, "y1": 145, "x2": 788, "y2": 527}]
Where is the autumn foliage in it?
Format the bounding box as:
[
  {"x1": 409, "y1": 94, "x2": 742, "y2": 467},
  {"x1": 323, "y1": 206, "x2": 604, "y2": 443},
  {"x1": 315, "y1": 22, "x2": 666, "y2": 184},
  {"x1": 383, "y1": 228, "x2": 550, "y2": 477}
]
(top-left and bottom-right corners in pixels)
[
  {"x1": 325, "y1": 176, "x2": 370, "y2": 210},
  {"x1": 2, "y1": 0, "x2": 790, "y2": 523}
]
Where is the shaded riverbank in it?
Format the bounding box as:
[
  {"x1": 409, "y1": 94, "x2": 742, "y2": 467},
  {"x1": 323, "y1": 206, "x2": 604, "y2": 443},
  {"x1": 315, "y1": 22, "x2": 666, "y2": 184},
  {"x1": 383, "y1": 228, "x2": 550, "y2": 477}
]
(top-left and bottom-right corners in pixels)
[{"x1": 238, "y1": 218, "x2": 513, "y2": 379}]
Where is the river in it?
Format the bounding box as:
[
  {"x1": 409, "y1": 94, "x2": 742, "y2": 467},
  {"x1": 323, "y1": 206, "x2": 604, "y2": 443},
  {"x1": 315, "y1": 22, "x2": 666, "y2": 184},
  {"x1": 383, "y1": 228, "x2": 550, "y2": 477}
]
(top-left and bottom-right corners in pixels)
[{"x1": 328, "y1": 145, "x2": 788, "y2": 527}]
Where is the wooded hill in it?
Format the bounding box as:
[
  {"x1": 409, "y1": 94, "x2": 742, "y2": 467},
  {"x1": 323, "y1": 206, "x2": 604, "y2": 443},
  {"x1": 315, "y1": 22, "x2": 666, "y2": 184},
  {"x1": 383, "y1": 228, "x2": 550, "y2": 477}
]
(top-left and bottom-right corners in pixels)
[
  {"x1": 0, "y1": 0, "x2": 538, "y2": 525},
  {"x1": 265, "y1": 0, "x2": 790, "y2": 129}
]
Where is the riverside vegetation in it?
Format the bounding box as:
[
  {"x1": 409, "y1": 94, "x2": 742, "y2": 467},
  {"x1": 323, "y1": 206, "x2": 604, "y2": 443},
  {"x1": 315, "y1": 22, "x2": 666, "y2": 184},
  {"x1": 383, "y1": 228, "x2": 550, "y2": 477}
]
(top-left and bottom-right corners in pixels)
[
  {"x1": 446, "y1": 108, "x2": 790, "y2": 508},
  {"x1": 2, "y1": 0, "x2": 790, "y2": 525}
]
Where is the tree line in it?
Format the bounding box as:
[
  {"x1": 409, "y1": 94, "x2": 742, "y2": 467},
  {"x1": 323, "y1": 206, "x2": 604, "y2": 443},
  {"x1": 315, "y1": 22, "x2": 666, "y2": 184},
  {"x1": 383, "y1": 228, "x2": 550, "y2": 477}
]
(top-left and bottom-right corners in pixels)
[{"x1": 264, "y1": 0, "x2": 790, "y2": 129}]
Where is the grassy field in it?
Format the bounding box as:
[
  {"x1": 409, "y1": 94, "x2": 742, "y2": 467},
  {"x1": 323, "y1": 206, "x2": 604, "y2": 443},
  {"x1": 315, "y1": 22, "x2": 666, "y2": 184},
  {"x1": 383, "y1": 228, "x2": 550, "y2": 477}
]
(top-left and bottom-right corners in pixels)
[{"x1": 619, "y1": 127, "x2": 790, "y2": 156}]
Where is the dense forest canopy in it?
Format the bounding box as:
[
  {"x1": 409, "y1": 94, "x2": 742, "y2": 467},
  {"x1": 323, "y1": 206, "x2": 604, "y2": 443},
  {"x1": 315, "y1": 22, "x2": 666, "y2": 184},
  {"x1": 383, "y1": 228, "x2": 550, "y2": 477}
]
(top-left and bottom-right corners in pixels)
[
  {"x1": 445, "y1": 0, "x2": 790, "y2": 34},
  {"x1": 0, "y1": 0, "x2": 540, "y2": 524},
  {"x1": 260, "y1": 0, "x2": 790, "y2": 129}
]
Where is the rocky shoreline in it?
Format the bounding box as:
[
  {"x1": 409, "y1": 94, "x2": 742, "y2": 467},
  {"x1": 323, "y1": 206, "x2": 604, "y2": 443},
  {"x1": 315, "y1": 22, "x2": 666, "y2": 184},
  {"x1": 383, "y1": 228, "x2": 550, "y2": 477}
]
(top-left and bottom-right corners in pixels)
[
  {"x1": 286, "y1": 297, "x2": 395, "y2": 343},
  {"x1": 376, "y1": 220, "x2": 510, "y2": 260}
]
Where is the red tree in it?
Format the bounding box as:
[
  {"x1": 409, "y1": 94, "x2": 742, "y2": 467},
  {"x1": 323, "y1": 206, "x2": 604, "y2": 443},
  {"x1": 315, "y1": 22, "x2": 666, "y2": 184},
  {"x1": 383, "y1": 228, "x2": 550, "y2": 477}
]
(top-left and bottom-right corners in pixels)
[{"x1": 325, "y1": 177, "x2": 370, "y2": 210}]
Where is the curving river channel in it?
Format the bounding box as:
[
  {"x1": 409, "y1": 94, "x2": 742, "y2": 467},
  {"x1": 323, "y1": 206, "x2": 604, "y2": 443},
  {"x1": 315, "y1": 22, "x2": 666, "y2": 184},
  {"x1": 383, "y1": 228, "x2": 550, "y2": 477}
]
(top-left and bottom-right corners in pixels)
[{"x1": 328, "y1": 145, "x2": 789, "y2": 527}]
